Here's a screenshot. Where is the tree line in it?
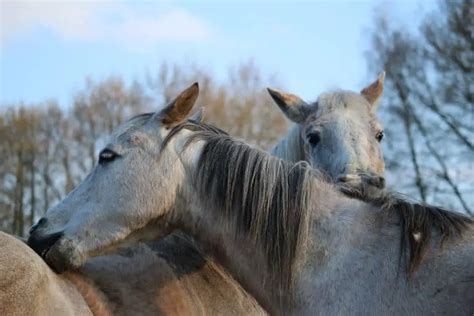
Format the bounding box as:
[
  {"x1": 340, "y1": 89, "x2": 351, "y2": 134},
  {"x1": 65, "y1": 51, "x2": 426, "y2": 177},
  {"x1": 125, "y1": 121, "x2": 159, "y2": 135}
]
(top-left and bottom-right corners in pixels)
[
  {"x1": 1, "y1": 0, "x2": 472, "y2": 236},
  {"x1": 0, "y1": 62, "x2": 288, "y2": 236},
  {"x1": 367, "y1": 0, "x2": 472, "y2": 214}
]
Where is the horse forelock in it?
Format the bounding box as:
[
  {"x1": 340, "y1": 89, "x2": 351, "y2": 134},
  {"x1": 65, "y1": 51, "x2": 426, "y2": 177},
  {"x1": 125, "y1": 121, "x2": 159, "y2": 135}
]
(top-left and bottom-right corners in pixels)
[
  {"x1": 316, "y1": 91, "x2": 382, "y2": 130},
  {"x1": 317, "y1": 90, "x2": 370, "y2": 113}
]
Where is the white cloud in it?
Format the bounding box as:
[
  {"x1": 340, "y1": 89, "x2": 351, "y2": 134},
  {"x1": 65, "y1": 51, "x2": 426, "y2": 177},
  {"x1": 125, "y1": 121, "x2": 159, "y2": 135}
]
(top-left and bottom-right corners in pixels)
[
  {"x1": 117, "y1": 10, "x2": 212, "y2": 44},
  {"x1": 0, "y1": 1, "x2": 213, "y2": 48},
  {"x1": 1, "y1": 2, "x2": 105, "y2": 43}
]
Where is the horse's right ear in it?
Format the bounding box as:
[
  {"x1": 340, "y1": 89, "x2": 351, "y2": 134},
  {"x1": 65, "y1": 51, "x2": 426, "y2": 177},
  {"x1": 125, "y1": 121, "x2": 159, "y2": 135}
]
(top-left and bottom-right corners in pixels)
[
  {"x1": 361, "y1": 72, "x2": 385, "y2": 108},
  {"x1": 155, "y1": 82, "x2": 199, "y2": 126},
  {"x1": 267, "y1": 88, "x2": 310, "y2": 123}
]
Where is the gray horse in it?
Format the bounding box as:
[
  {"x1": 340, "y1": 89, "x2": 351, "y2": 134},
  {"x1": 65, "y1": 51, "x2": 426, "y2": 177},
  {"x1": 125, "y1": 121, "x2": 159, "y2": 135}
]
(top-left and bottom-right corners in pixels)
[
  {"x1": 269, "y1": 72, "x2": 386, "y2": 199},
  {"x1": 29, "y1": 82, "x2": 473, "y2": 315}
]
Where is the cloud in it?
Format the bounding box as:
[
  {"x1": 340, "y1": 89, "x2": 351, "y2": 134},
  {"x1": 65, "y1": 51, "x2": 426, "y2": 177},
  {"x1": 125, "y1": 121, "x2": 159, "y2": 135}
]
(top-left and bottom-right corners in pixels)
[
  {"x1": 117, "y1": 10, "x2": 212, "y2": 44},
  {"x1": 1, "y1": 2, "x2": 105, "y2": 43},
  {"x1": 1, "y1": 2, "x2": 213, "y2": 48}
]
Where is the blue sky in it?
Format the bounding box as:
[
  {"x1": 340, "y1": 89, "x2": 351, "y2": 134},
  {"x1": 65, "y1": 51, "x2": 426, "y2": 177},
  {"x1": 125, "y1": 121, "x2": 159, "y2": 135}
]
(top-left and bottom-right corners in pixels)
[{"x1": 0, "y1": 0, "x2": 431, "y2": 108}]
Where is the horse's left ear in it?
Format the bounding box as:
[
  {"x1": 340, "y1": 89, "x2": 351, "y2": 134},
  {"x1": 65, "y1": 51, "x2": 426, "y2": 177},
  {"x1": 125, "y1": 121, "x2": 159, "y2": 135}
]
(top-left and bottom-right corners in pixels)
[
  {"x1": 267, "y1": 87, "x2": 311, "y2": 123},
  {"x1": 157, "y1": 82, "x2": 200, "y2": 126},
  {"x1": 361, "y1": 72, "x2": 385, "y2": 108}
]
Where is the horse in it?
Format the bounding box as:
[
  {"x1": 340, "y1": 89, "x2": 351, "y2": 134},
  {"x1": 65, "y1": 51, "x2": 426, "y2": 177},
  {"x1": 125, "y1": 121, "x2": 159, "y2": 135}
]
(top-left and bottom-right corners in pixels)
[
  {"x1": 0, "y1": 231, "x2": 264, "y2": 315},
  {"x1": 3, "y1": 74, "x2": 387, "y2": 315},
  {"x1": 0, "y1": 232, "x2": 93, "y2": 315},
  {"x1": 28, "y1": 82, "x2": 473, "y2": 314},
  {"x1": 269, "y1": 72, "x2": 387, "y2": 200},
  {"x1": 1, "y1": 107, "x2": 266, "y2": 316}
]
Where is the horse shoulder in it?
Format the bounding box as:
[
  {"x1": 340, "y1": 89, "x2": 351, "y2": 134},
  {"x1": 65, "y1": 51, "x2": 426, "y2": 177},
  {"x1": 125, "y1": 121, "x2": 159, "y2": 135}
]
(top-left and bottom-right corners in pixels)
[{"x1": 150, "y1": 234, "x2": 267, "y2": 315}]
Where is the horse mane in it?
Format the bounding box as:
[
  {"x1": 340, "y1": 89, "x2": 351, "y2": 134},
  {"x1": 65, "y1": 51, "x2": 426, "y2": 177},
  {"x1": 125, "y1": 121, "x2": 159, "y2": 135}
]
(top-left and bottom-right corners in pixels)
[
  {"x1": 164, "y1": 120, "x2": 314, "y2": 300},
  {"x1": 164, "y1": 119, "x2": 472, "y2": 288},
  {"x1": 270, "y1": 124, "x2": 306, "y2": 164},
  {"x1": 341, "y1": 186, "x2": 473, "y2": 275}
]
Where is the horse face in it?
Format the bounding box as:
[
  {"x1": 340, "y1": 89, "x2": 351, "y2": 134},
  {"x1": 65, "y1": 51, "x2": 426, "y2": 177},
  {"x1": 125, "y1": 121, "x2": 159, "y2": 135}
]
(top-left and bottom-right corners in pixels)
[
  {"x1": 268, "y1": 74, "x2": 386, "y2": 187},
  {"x1": 303, "y1": 91, "x2": 385, "y2": 183},
  {"x1": 28, "y1": 83, "x2": 200, "y2": 272}
]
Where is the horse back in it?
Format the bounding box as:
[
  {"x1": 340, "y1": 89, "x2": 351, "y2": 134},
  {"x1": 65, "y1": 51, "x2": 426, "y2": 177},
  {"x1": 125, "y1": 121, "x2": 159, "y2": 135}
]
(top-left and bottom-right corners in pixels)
[{"x1": 0, "y1": 232, "x2": 93, "y2": 316}]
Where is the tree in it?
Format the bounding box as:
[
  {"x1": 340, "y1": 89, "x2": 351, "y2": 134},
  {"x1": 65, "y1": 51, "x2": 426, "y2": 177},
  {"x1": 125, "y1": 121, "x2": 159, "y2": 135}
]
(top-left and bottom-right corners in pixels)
[
  {"x1": 146, "y1": 60, "x2": 288, "y2": 148},
  {"x1": 367, "y1": 0, "x2": 473, "y2": 213},
  {"x1": 0, "y1": 62, "x2": 288, "y2": 236},
  {"x1": 0, "y1": 106, "x2": 41, "y2": 235}
]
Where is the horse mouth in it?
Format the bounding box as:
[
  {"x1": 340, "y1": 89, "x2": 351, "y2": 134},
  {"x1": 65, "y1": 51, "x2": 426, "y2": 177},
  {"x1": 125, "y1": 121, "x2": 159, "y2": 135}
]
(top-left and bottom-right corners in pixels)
[
  {"x1": 27, "y1": 231, "x2": 63, "y2": 262},
  {"x1": 337, "y1": 173, "x2": 386, "y2": 189}
]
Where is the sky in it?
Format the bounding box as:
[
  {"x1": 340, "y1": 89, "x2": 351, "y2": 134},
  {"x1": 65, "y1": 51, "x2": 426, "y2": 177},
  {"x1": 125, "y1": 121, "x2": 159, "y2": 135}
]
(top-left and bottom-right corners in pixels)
[{"x1": 0, "y1": 0, "x2": 432, "y2": 108}]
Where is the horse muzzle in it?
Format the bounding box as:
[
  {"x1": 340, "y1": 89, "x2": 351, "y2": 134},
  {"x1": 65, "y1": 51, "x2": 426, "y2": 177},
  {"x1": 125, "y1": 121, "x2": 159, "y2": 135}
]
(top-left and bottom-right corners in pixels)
[
  {"x1": 337, "y1": 173, "x2": 386, "y2": 189},
  {"x1": 28, "y1": 231, "x2": 63, "y2": 257},
  {"x1": 28, "y1": 231, "x2": 72, "y2": 273}
]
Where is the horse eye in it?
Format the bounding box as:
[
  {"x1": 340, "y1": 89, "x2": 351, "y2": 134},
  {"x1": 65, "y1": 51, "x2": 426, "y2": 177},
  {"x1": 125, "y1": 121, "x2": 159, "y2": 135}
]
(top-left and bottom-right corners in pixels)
[
  {"x1": 376, "y1": 131, "x2": 384, "y2": 142},
  {"x1": 307, "y1": 132, "x2": 321, "y2": 146},
  {"x1": 99, "y1": 149, "x2": 118, "y2": 164}
]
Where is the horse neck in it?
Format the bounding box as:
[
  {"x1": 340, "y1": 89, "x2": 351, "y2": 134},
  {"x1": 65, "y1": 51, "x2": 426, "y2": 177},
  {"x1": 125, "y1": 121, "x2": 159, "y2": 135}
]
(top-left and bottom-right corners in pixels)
[
  {"x1": 173, "y1": 194, "x2": 276, "y2": 311},
  {"x1": 271, "y1": 124, "x2": 305, "y2": 163},
  {"x1": 173, "y1": 135, "x2": 341, "y2": 312}
]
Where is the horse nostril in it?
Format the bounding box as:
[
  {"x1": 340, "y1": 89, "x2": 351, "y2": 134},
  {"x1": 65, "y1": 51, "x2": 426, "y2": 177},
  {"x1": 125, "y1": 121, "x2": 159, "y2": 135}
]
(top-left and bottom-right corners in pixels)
[
  {"x1": 29, "y1": 217, "x2": 48, "y2": 234},
  {"x1": 38, "y1": 217, "x2": 47, "y2": 225},
  {"x1": 29, "y1": 225, "x2": 37, "y2": 235},
  {"x1": 27, "y1": 231, "x2": 63, "y2": 258}
]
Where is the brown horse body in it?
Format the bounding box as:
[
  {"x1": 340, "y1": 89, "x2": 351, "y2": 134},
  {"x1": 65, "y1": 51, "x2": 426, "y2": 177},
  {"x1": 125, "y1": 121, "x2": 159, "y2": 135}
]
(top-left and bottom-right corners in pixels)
[
  {"x1": 0, "y1": 232, "x2": 265, "y2": 315},
  {"x1": 0, "y1": 232, "x2": 93, "y2": 315}
]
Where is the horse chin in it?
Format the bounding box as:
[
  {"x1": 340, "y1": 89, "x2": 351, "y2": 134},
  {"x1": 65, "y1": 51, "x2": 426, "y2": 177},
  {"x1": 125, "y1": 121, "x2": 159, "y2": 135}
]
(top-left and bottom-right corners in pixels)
[
  {"x1": 44, "y1": 237, "x2": 85, "y2": 273},
  {"x1": 336, "y1": 172, "x2": 386, "y2": 201}
]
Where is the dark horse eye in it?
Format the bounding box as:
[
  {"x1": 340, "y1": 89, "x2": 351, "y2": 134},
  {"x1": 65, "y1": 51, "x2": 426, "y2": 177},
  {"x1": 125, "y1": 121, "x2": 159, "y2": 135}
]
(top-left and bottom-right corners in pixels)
[
  {"x1": 376, "y1": 131, "x2": 384, "y2": 142},
  {"x1": 307, "y1": 132, "x2": 321, "y2": 146},
  {"x1": 99, "y1": 149, "x2": 118, "y2": 164}
]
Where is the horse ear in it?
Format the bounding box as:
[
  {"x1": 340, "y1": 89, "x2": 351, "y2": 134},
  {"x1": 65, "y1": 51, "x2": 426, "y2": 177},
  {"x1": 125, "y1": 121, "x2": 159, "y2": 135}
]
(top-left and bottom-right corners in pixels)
[
  {"x1": 157, "y1": 82, "x2": 199, "y2": 126},
  {"x1": 189, "y1": 107, "x2": 205, "y2": 123},
  {"x1": 267, "y1": 87, "x2": 310, "y2": 123},
  {"x1": 361, "y1": 72, "x2": 385, "y2": 108}
]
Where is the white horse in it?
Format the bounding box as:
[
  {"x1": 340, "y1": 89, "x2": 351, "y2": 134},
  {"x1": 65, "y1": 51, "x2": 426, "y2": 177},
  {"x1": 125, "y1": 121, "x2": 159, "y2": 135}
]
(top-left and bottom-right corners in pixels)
[
  {"x1": 28, "y1": 83, "x2": 473, "y2": 314},
  {"x1": 269, "y1": 72, "x2": 387, "y2": 200},
  {"x1": 2, "y1": 98, "x2": 266, "y2": 316}
]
